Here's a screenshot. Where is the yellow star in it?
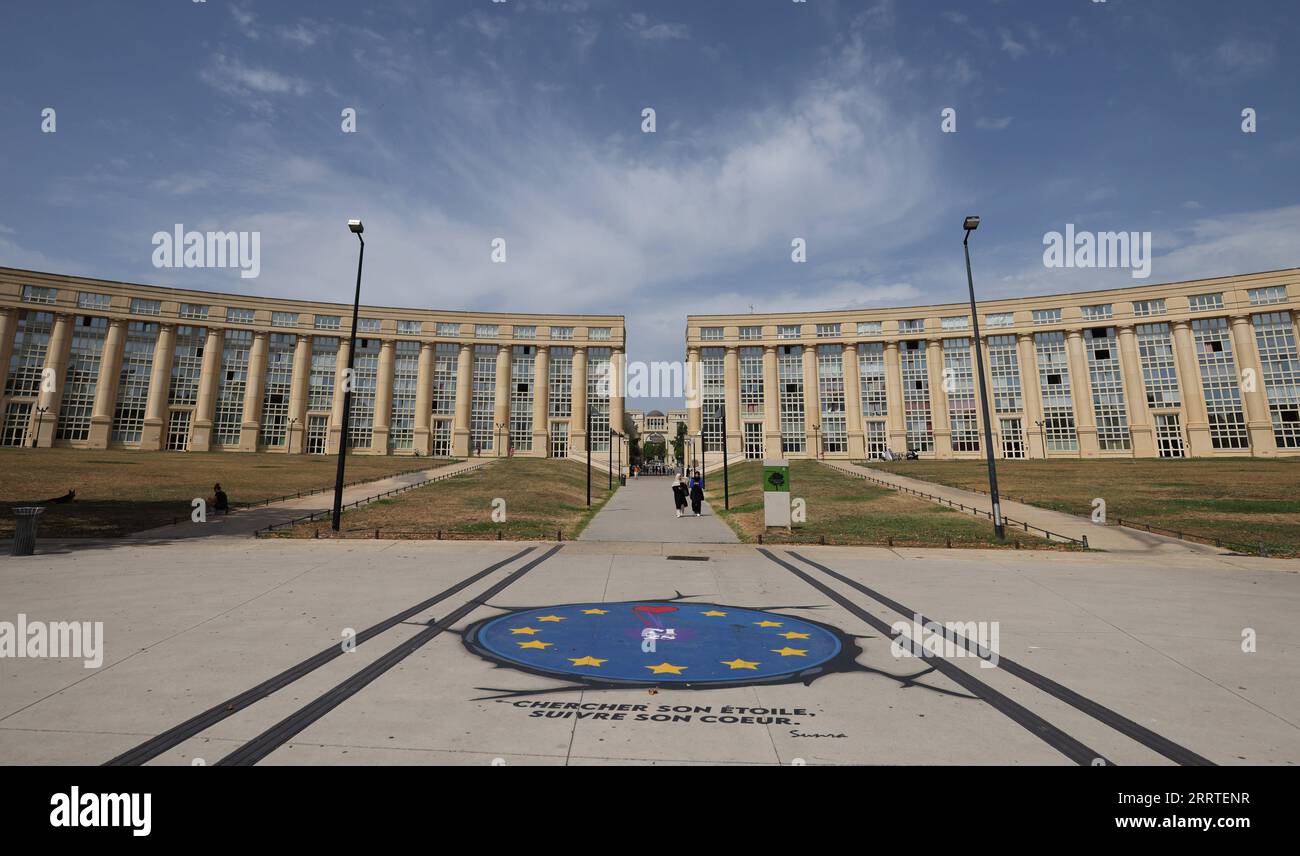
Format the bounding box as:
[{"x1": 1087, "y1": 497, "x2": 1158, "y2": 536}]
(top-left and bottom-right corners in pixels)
[
  {"x1": 701, "y1": 610, "x2": 728, "y2": 617},
  {"x1": 778, "y1": 631, "x2": 810, "y2": 640},
  {"x1": 645, "y1": 662, "x2": 687, "y2": 675},
  {"x1": 721, "y1": 658, "x2": 760, "y2": 670},
  {"x1": 569, "y1": 655, "x2": 607, "y2": 667},
  {"x1": 510, "y1": 627, "x2": 542, "y2": 635},
  {"x1": 754, "y1": 620, "x2": 784, "y2": 628},
  {"x1": 537, "y1": 615, "x2": 566, "y2": 622},
  {"x1": 517, "y1": 640, "x2": 553, "y2": 650},
  {"x1": 770, "y1": 647, "x2": 807, "y2": 657},
  {"x1": 580, "y1": 609, "x2": 608, "y2": 615}
]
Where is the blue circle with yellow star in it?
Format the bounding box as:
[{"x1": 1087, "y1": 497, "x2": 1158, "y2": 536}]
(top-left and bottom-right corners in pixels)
[{"x1": 463, "y1": 600, "x2": 855, "y2": 689}]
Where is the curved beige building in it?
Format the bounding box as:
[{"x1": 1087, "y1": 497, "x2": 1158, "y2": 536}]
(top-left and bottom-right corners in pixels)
[
  {"x1": 0, "y1": 267, "x2": 624, "y2": 459},
  {"x1": 686, "y1": 268, "x2": 1300, "y2": 461}
]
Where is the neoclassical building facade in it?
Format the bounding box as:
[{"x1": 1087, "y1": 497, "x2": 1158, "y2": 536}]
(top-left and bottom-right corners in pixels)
[
  {"x1": 685, "y1": 268, "x2": 1300, "y2": 461},
  {"x1": 0, "y1": 268, "x2": 625, "y2": 459}
]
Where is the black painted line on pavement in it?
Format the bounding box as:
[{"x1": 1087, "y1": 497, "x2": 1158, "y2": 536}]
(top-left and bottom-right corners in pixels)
[
  {"x1": 216, "y1": 544, "x2": 565, "y2": 765},
  {"x1": 105, "y1": 546, "x2": 537, "y2": 766},
  {"x1": 757, "y1": 548, "x2": 1112, "y2": 766},
  {"x1": 787, "y1": 549, "x2": 1215, "y2": 766}
]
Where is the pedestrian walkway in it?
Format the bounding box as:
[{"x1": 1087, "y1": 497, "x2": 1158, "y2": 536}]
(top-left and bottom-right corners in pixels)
[
  {"x1": 127, "y1": 458, "x2": 489, "y2": 540},
  {"x1": 821, "y1": 460, "x2": 1220, "y2": 554},
  {"x1": 579, "y1": 476, "x2": 738, "y2": 543}
]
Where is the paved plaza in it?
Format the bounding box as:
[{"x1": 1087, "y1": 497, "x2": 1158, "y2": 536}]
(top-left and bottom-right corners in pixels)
[{"x1": 2, "y1": 488, "x2": 1297, "y2": 764}]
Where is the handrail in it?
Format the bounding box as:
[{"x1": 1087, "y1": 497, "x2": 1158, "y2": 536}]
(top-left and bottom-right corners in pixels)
[{"x1": 233, "y1": 459, "x2": 458, "y2": 510}]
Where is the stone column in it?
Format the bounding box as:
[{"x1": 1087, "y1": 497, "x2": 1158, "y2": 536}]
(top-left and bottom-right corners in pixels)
[
  {"x1": 238, "y1": 331, "x2": 269, "y2": 452},
  {"x1": 1065, "y1": 329, "x2": 1098, "y2": 457},
  {"x1": 87, "y1": 318, "x2": 127, "y2": 449},
  {"x1": 191, "y1": 327, "x2": 224, "y2": 452},
  {"x1": 801, "y1": 345, "x2": 820, "y2": 458},
  {"x1": 722, "y1": 346, "x2": 741, "y2": 453},
  {"x1": 925, "y1": 339, "x2": 950, "y2": 458},
  {"x1": 0, "y1": 309, "x2": 16, "y2": 395},
  {"x1": 532, "y1": 345, "x2": 549, "y2": 456},
  {"x1": 761, "y1": 345, "x2": 780, "y2": 457},
  {"x1": 327, "y1": 337, "x2": 351, "y2": 454},
  {"x1": 1016, "y1": 333, "x2": 1044, "y2": 459},
  {"x1": 842, "y1": 343, "x2": 864, "y2": 458},
  {"x1": 413, "y1": 342, "x2": 434, "y2": 456},
  {"x1": 451, "y1": 342, "x2": 473, "y2": 457},
  {"x1": 685, "y1": 347, "x2": 700, "y2": 437},
  {"x1": 371, "y1": 339, "x2": 396, "y2": 454},
  {"x1": 1171, "y1": 320, "x2": 1212, "y2": 456},
  {"x1": 36, "y1": 313, "x2": 72, "y2": 447},
  {"x1": 140, "y1": 323, "x2": 175, "y2": 451},
  {"x1": 288, "y1": 334, "x2": 312, "y2": 454},
  {"x1": 493, "y1": 344, "x2": 511, "y2": 456},
  {"x1": 1116, "y1": 326, "x2": 1154, "y2": 457},
  {"x1": 571, "y1": 346, "x2": 588, "y2": 455},
  {"x1": 884, "y1": 341, "x2": 906, "y2": 453},
  {"x1": 610, "y1": 348, "x2": 626, "y2": 452},
  {"x1": 1231, "y1": 313, "x2": 1276, "y2": 455}
]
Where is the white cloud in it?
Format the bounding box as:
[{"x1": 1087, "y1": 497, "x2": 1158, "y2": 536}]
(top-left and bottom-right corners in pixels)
[
  {"x1": 624, "y1": 13, "x2": 689, "y2": 41},
  {"x1": 200, "y1": 53, "x2": 312, "y2": 98},
  {"x1": 975, "y1": 116, "x2": 1013, "y2": 130}
]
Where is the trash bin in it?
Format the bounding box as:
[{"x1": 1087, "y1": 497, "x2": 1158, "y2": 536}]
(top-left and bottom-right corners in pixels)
[
  {"x1": 619, "y1": 475, "x2": 626, "y2": 486},
  {"x1": 11, "y1": 506, "x2": 45, "y2": 556}
]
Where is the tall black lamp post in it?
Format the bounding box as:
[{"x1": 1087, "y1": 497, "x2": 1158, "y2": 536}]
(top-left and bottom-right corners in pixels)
[
  {"x1": 331, "y1": 219, "x2": 365, "y2": 532},
  {"x1": 585, "y1": 405, "x2": 592, "y2": 507},
  {"x1": 963, "y1": 215, "x2": 1005, "y2": 539},
  {"x1": 716, "y1": 404, "x2": 730, "y2": 510}
]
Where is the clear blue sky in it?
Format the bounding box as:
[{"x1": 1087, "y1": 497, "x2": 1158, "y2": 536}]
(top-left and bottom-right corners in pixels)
[{"x1": 1, "y1": 1, "x2": 1296, "y2": 410}]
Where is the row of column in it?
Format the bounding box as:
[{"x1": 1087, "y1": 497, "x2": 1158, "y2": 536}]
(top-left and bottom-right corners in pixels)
[
  {"x1": 692, "y1": 315, "x2": 1291, "y2": 459},
  {"x1": 0, "y1": 309, "x2": 624, "y2": 457}
]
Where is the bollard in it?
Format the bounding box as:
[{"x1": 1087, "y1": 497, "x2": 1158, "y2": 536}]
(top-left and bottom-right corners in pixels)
[
  {"x1": 374, "y1": 528, "x2": 380, "y2": 539},
  {"x1": 496, "y1": 530, "x2": 502, "y2": 540},
  {"x1": 10, "y1": 507, "x2": 45, "y2": 556},
  {"x1": 1082, "y1": 535, "x2": 1089, "y2": 549},
  {"x1": 313, "y1": 528, "x2": 319, "y2": 539}
]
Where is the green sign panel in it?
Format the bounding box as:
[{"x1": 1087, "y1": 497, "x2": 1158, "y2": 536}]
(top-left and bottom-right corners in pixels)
[{"x1": 763, "y1": 463, "x2": 790, "y2": 493}]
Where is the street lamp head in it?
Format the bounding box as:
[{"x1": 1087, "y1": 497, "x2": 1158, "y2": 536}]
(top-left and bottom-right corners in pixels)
[
  {"x1": 963, "y1": 215, "x2": 981, "y2": 231},
  {"x1": 347, "y1": 219, "x2": 364, "y2": 234}
]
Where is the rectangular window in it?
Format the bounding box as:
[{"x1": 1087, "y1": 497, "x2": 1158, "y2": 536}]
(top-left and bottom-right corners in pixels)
[
  {"x1": 777, "y1": 325, "x2": 800, "y2": 339},
  {"x1": 899, "y1": 319, "x2": 924, "y2": 333},
  {"x1": 213, "y1": 329, "x2": 252, "y2": 445},
  {"x1": 1084, "y1": 327, "x2": 1131, "y2": 450},
  {"x1": 1193, "y1": 317, "x2": 1247, "y2": 448},
  {"x1": 346, "y1": 339, "x2": 380, "y2": 448},
  {"x1": 865, "y1": 421, "x2": 887, "y2": 458},
  {"x1": 587, "y1": 347, "x2": 611, "y2": 452},
  {"x1": 900, "y1": 340, "x2": 932, "y2": 452},
  {"x1": 397, "y1": 319, "x2": 422, "y2": 335},
  {"x1": 739, "y1": 326, "x2": 762, "y2": 340},
  {"x1": 432, "y1": 343, "x2": 458, "y2": 416},
  {"x1": 858, "y1": 342, "x2": 886, "y2": 417},
  {"x1": 740, "y1": 347, "x2": 764, "y2": 418},
  {"x1": 1082, "y1": 304, "x2": 1113, "y2": 321},
  {"x1": 470, "y1": 345, "x2": 497, "y2": 452},
  {"x1": 388, "y1": 341, "x2": 419, "y2": 450},
  {"x1": 1189, "y1": 293, "x2": 1224, "y2": 312},
  {"x1": 778, "y1": 345, "x2": 805, "y2": 454},
  {"x1": 550, "y1": 326, "x2": 573, "y2": 340},
  {"x1": 357, "y1": 318, "x2": 381, "y2": 334},
  {"x1": 986, "y1": 313, "x2": 1014, "y2": 328},
  {"x1": 589, "y1": 327, "x2": 612, "y2": 341},
  {"x1": 226, "y1": 307, "x2": 255, "y2": 324},
  {"x1": 1248, "y1": 286, "x2": 1287, "y2": 306},
  {"x1": 513, "y1": 325, "x2": 536, "y2": 340},
  {"x1": 1034, "y1": 331, "x2": 1077, "y2": 451},
  {"x1": 130, "y1": 298, "x2": 161, "y2": 317},
  {"x1": 817, "y1": 345, "x2": 846, "y2": 453},
  {"x1": 1253, "y1": 311, "x2": 1300, "y2": 448},
  {"x1": 259, "y1": 333, "x2": 296, "y2": 447},
  {"x1": 111, "y1": 321, "x2": 158, "y2": 443},
  {"x1": 941, "y1": 316, "x2": 969, "y2": 331},
  {"x1": 437, "y1": 322, "x2": 461, "y2": 337},
  {"x1": 700, "y1": 327, "x2": 724, "y2": 341},
  {"x1": 21, "y1": 285, "x2": 57, "y2": 304},
  {"x1": 700, "y1": 348, "x2": 725, "y2": 452},
  {"x1": 1136, "y1": 323, "x2": 1180, "y2": 409},
  {"x1": 308, "y1": 337, "x2": 338, "y2": 411},
  {"x1": 56, "y1": 316, "x2": 108, "y2": 440},
  {"x1": 816, "y1": 323, "x2": 841, "y2": 338},
  {"x1": 475, "y1": 324, "x2": 499, "y2": 338},
  {"x1": 180, "y1": 303, "x2": 209, "y2": 320},
  {"x1": 5, "y1": 310, "x2": 54, "y2": 396},
  {"x1": 988, "y1": 335, "x2": 1022, "y2": 413},
  {"x1": 509, "y1": 345, "x2": 535, "y2": 451},
  {"x1": 857, "y1": 321, "x2": 883, "y2": 336},
  {"x1": 1032, "y1": 308, "x2": 1062, "y2": 325},
  {"x1": 168, "y1": 326, "x2": 206, "y2": 405},
  {"x1": 314, "y1": 315, "x2": 341, "y2": 330},
  {"x1": 943, "y1": 338, "x2": 979, "y2": 452},
  {"x1": 166, "y1": 410, "x2": 191, "y2": 451},
  {"x1": 1133, "y1": 299, "x2": 1166, "y2": 317},
  {"x1": 78, "y1": 292, "x2": 111, "y2": 311},
  {"x1": 549, "y1": 347, "x2": 573, "y2": 418},
  {"x1": 271, "y1": 312, "x2": 299, "y2": 328}
]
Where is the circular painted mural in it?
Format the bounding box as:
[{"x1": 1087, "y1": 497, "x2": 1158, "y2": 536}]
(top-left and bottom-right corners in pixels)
[{"x1": 463, "y1": 600, "x2": 859, "y2": 690}]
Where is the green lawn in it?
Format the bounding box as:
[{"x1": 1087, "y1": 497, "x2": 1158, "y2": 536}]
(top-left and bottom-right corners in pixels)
[
  {"x1": 704, "y1": 460, "x2": 1064, "y2": 550},
  {"x1": 866, "y1": 457, "x2": 1300, "y2": 556},
  {"x1": 0, "y1": 448, "x2": 448, "y2": 538},
  {"x1": 270, "y1": 457, "x2": 616, "y2": 541}
]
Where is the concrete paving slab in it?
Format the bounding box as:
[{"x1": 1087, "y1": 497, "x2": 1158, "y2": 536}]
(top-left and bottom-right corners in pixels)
[{"x1": 579, "y1": 476, "x2": 738, "y2": 543}]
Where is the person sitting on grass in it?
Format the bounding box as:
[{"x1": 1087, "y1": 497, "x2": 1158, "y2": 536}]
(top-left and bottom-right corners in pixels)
[{"x1": 212, "y1": 483, "x2": 230, "y2": 515}]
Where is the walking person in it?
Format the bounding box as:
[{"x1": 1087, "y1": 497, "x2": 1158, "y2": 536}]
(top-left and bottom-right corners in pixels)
[
  {"x1": 689, "y1": 475, "x2": 704, "y2": 517},
  {"x1": 672, "y1": 478, "x2": 688, "y2": 518},
  {"x1": 212, "y1": 482, "x2": 230, "y2": 515}
]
